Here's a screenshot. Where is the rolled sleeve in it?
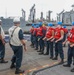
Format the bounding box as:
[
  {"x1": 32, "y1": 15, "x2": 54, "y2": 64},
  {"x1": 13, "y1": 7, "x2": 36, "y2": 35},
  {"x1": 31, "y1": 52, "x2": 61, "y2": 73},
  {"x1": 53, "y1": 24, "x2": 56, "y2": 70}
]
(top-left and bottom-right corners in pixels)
[{"x1": 19, "y1": 29, "x2": 24, "y2": 40}]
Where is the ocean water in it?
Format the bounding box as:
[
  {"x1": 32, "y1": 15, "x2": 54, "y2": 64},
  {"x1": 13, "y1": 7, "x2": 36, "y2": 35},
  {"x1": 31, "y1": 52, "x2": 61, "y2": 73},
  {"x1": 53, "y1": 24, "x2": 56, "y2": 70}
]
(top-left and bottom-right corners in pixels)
[{"x1": 5, "y1": 34, "x2": 31, "y2": 43}]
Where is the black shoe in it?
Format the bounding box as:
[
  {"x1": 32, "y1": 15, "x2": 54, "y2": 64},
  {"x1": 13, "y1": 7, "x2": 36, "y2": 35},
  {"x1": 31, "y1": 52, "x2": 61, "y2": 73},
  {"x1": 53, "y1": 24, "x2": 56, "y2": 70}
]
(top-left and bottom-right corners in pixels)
[
  {"x1": 59, "y1": 61, "x2": 64, "y2": 64},
  {"x1": 0, "y1": 60, "x2": 8, "y2": 63},
  {"x1": 63, "y1": 64, "x2": 71, "y2": 67},
  {"x1": 73, "y1": 63, "x2": 74, "y2": 65},
  {"x1": 44, "y1": 53, "x2": 49, "y2": 55},
  {"x1": 37, "y1": 50, "x2": 41, "y2": 52},
  {"x1": 50, "y1": 57, "x2": 53, "y2": 59},
  {"x1": 71, "y1": 68, "x2": 74, "y2": 72},
  {"x1": 52, "y1": 57, "x2": 58, "y2": 60},
  {"x1": 39, "y1": 52, "x2": 44, "y2": 55},
  {"x1": 35, "y1": 48, "x2": 38, "y2": 50},
  {"x1": 15, "y1": 69, "x2": 25, "y2": 74},
  {"x1": 10, "y1": 64, "x2": 16, "y2": 69}
]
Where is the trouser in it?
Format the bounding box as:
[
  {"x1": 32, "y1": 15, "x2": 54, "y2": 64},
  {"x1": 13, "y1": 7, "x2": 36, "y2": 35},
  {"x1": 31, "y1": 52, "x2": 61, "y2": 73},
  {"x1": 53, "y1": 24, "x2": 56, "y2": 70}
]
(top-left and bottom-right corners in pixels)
[
  {"x1": 11, "y1": 45, "x2": 23, "y2": 69},
  {"x1": 67, "y1": 45, "x2": 74, "y2": 65},
  {"x1": 55, "y1": 40, "x2": 64, "y2": 60},
  {"x1": 31, "y1": 34, "x2": 34, "y2": 45},
  {"x1": 35, "y1": 36, "x2": 38, "y2": 49},
  {"x1": 0, "y1": 40, "x2": 5, "y2": 59},
  {"x1": 38, "y1": 36, "x2": 44, "y2": 52},
  {"x1": 46, "y1": 41, "x2": 53, "y2": 57}
]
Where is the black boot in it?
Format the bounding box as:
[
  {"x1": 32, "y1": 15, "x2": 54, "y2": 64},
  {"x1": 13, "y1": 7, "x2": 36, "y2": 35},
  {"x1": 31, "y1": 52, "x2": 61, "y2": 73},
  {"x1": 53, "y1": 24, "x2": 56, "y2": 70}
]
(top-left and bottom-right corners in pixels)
[
  {"x1": 10, "y1": 63, "x2": 16, "y2": 69},
  {"x1": 37, "y1": 50, "x2": 41, "y2": 52},
  {"x1": 35, "y1": 48, "x2": 38, "y2": 50},
  {"x1": 50, "y1": 57, "x2": 53, "y2": 59},
  {"x1": 44, "y1": 53, "x2": 49, "y2": 55},
  {"x1": 39, "y1": 52, "x2": 44, "y2": 55},
  {"x1": 15, "y1": 68, "x2": 25, "y2": 74},
  {"x1": 71, "y1": 68, "x2": 74, "y2": 72},
  {"x1": 52, "y1": 57, "x2": 58, "y2": 60},
  {"x1": 0, "y1": 58, "x2": 8, "y2": 63},
  {"x1": 63, "y1": 64, "x2": 71, "y2": 67},
  {"x1": 59, "y1": 60, "x2": 64, "y2": 64}
]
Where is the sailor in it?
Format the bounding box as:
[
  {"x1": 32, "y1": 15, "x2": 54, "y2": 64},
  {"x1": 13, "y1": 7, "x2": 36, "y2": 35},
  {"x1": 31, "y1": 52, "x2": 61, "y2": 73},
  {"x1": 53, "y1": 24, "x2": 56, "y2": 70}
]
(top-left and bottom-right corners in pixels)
[
  {"x1": 0, "y1": 20, "x2": 8, "y2": 63},
  {"x1": 8, "y1": 18, "x2": 27, "y2": 74},
  {"x1": 30, "y1": 24, "x2": 34, "y2": 47},
  {"x1": 62, "y1": 25, "x2": 68, "y2": 47},
  {"x1": 43, "y1": 23, "x2": 54, "y2": 59},
  {"x1": 33, "y1": 24, "x2": 39, "y2": 50},
  {"x1": 63, "y1": 22, "x2": 74, "y2": 72},
  {"x1": 52, "y1": 22, "x2": 64, "y2": 64},
  {"x1": 37, "y1": 22, "x2": 46, "y2": 55}
]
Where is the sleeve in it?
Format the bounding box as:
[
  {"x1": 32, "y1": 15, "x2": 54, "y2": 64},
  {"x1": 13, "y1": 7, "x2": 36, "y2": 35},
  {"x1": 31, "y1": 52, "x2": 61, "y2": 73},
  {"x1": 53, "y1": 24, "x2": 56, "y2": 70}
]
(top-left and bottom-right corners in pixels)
[{"x1": 18, "y1": 29, "x2": 24, "y2": 40}]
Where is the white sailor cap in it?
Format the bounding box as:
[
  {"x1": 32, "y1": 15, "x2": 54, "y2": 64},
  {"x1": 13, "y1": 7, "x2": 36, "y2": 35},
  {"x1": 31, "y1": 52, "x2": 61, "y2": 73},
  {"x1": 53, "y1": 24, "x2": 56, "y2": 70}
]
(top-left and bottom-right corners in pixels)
[{"x1": 13, "y1": 17, "x2": 20, "y2": 24}]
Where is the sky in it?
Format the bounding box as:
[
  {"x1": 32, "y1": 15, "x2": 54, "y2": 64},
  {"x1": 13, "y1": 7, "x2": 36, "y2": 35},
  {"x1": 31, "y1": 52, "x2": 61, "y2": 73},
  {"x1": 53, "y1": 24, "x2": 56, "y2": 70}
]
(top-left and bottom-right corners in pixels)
[{"x1": 0, "y1": 0, "x2": 74, "y2": 20}]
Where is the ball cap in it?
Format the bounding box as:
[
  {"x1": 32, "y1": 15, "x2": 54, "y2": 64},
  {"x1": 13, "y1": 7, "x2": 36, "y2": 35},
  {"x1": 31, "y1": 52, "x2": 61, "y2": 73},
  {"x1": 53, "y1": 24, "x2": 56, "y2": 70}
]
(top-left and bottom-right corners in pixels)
[
  {"x1": 48, "y1": 23, "x2": 53, "y2": 27},
  {"x1": 39, "y1": 22, "x2": 43, "y2": 26},
  {"x1": 72, "y1": 22, "x2": 74, "y2": 25},
  {"x1": 32, "y1": 24, "x2": 34, "y2": 27},
  {"x1": 63, "y1": 25, "x2": 66, "y2": 28},
  {"x1": 13, "y1": 18, "x2": 20, "y2": 24},
  {"x1": 57, "y1": 22, "x2": 62, "y2": 25}
]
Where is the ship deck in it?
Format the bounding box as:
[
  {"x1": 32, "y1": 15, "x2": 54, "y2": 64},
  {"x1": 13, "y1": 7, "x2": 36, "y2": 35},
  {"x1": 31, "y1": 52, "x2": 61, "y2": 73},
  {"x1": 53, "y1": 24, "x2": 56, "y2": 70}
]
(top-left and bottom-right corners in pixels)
[{"x1": 0, "y1": 41, "x2": 74, "y2": 75}]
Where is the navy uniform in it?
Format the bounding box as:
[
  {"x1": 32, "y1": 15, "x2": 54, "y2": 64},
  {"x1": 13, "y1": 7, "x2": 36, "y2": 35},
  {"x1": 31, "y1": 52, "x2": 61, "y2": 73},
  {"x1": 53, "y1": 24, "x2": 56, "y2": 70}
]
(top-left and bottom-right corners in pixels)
[
  {"x1": 63, "y1": 22, "x2": 74, "y2": 72},
  {"x1": 43, "y1": 23, "x2": 54, "y2": 59},
  {"x1": 0, "y1": 20, "x2": 8, "y2": 63},
  {"x1": 37, "y1": 22, "x2": 46, "y2": 55},
  {"x1": 33, "y1": 25, "x2": 39, "y2": 50},
  {"x1": 30, "y1": 24, "x2": 34, "y2": 47},
  {"x1": 9, "y1": 18, "x2": 27, "y2": 74},
  {"x1": 53, "y1": 22, "x2": 64, "y2": 64}
]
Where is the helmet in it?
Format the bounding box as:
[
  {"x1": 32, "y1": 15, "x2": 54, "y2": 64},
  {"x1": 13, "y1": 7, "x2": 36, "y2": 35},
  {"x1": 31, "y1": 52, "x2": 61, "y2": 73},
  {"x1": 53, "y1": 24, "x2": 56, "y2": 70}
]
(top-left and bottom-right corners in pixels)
[
  {"x1": 32, "y1": 24, "x2": 34, "y2": 27},
  {"x1": 48, "y1": 23, "x2": 53, "y2": 27},
  {"x1": 13, "y1": 17, "x2": 20, "y2": 24},
  {"x1": 39, "y1": 22, "x2": 42, "y2": 26},
  {"x1": 63, "y1": 25, "x2": 66, "y2": 28},
  {"x1": 72, "y1": 22, "x2": 74, "y2": 25},
  {"x1": 36, "y1": 24, "x2": 39, "y2": 28},
  {"x1": 57, "y1": 22, "x2": 62, "y2": 25}
]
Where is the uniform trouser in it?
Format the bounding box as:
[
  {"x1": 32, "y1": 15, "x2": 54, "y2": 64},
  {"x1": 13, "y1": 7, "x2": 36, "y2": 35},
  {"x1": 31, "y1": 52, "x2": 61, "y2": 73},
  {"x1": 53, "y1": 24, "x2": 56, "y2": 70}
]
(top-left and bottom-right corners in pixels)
[
  {"x1": 46, "y1": 41, "x2": 53, "y2": 57},
  {"x1": 31, "y1": 34, "x2": 34, "y2": 45},
  {"x1": 33, "y1": 36, "x2": 36, "y2": 45},
  {"x1": 55, "y1": 41, "x2": 64, "y2": 60},
  {"x1": 38, "y1": 36, "x2": 44, "y2": 52},
  {"x1": 35, "y1": 37, "x2": 38, "y2": 49},
  {"x1": 0, "y1": 41, "x2": 5, "y2": 59},
  {"x1": 67, "y1": 45, "x2": 74, "y2": 65},
  {"x1": 11, "y1": 45, "x2": 23, "y2": 69}
]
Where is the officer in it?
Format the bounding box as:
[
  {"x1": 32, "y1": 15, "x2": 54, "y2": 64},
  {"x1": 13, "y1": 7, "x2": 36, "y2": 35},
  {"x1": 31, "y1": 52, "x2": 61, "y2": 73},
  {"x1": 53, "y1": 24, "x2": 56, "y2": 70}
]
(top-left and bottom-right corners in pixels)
[
  {"x1": 30, "y1": 24, "x2": 34, "y2": 47},
  {"x1": 52, "y1": 22, "x2": 64, "y2": 64},
  {"x1": 63, "y1": 22, "x2": 74, "y2": 72},
  {"x1": 0, "y1": 20, "x2": 8, "y2": 63},
  {"x1": 37, "y1": 22, "x2": 46, "y2": 55},
  {"x1": 62, "y1": 25, "x2": 68, "y2": 47},
  {"x1": 43, "y1": 23, "x2": 54, "y2": 59},
  {"x1": 8, "y1": 18, "x2": 27, "y2": 74}
]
